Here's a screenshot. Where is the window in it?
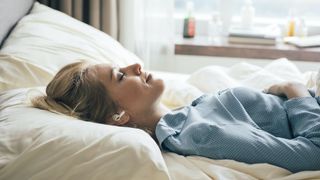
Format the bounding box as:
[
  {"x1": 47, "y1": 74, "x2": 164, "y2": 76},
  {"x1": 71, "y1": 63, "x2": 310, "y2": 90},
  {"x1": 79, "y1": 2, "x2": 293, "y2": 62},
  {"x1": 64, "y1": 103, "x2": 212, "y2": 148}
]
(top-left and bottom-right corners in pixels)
[
  {"x1": 175, "y1": 0, "x2": 320, "y2": 26},
  {"x1": 174, "y1": 0, "x2": 320, "y2": 61}
]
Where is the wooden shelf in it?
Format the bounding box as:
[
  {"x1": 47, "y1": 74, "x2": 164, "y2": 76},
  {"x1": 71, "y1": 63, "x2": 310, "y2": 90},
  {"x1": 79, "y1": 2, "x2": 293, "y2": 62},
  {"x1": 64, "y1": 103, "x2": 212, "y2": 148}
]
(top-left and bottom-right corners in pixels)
[{"x1": 175, "y1": 36, "x2": 320, "y2": 62}]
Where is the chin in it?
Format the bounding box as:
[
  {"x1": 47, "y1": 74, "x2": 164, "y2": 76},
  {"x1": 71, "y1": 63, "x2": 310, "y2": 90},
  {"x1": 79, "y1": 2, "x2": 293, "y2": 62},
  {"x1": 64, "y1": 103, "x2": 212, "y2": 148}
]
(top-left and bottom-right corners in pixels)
[
  {"x1": 152, "y1": 78, "x2": 165, "y2": 97},
  {"x1": 156, "y1": 78, "x2": 165, "y2": 91}
]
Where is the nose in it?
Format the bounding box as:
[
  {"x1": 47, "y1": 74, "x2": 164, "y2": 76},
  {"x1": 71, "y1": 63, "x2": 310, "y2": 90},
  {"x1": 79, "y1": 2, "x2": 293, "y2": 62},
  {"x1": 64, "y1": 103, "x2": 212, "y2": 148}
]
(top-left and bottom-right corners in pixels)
[{"x1": 124, "y1": 63, "x2": 142, "y2": 75}]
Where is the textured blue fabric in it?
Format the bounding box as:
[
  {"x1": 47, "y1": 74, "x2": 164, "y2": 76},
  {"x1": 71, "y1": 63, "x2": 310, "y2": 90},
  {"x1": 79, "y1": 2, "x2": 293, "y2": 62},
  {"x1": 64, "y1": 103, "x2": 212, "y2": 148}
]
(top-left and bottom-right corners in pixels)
[{"x1": 155, "y1": 87, "x2": 320, "y2": 172}]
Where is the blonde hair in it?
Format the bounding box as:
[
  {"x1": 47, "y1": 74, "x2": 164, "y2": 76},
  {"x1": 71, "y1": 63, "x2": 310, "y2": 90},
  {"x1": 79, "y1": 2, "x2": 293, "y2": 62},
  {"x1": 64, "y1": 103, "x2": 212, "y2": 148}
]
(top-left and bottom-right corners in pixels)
[{"x1": 32, "y1": 61, "x2": 117, "y2": 124}]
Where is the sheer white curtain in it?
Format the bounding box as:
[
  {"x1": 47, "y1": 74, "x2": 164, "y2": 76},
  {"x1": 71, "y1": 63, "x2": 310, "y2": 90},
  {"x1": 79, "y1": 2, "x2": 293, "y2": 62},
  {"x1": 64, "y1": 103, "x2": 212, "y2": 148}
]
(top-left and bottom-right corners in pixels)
[{"x1": 119, "y1": 0, "x2": 174, "y2": 71}]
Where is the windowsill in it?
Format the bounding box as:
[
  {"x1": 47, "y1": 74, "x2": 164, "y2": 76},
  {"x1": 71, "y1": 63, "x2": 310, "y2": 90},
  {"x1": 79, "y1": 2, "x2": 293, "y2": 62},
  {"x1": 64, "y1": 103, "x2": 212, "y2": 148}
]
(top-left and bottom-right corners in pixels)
[{"x1": 175, "y1": 36, "x2": 320, "y2": 62}]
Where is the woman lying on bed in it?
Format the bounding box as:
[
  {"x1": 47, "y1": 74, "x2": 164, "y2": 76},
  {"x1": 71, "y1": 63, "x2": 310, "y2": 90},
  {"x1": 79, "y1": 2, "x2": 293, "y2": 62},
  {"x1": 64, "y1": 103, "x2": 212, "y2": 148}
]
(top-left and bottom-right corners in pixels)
[{"x1": 32, "y1": 62, "x2": 320, "y2": 173}]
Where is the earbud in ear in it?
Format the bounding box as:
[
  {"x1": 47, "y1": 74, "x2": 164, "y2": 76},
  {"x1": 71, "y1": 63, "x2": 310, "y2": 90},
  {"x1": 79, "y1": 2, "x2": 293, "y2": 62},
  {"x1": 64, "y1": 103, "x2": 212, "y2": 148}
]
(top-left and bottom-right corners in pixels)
[{"x1": 112, "y1": 111, "x2": 125, "y2": 121}]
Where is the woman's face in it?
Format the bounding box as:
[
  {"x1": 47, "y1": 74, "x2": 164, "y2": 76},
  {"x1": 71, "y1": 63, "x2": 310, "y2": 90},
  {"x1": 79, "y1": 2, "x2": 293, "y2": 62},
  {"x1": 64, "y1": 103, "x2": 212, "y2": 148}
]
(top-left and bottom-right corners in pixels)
[{"x1": 91, "y1": 63, "x2": 165, "y2": 119}]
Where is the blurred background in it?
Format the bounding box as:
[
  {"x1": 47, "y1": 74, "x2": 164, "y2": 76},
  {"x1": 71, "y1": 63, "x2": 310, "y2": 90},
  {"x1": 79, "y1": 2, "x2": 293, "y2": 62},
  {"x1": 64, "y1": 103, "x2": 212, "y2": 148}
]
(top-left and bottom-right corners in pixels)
[{"x1": 39, "y1": 0, "x2": 320, "y2": 73}]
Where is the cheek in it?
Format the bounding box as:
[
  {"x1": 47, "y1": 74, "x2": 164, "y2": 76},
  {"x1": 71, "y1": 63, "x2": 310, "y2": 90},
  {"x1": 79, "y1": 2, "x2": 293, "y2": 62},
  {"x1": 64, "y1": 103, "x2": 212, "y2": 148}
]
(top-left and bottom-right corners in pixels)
[
  {"x1": 115, "y1": 79, "x2": 164, "y2": 109},
  {"x1": 116, "y1": 85, "x2": 145, "y2": 107}
]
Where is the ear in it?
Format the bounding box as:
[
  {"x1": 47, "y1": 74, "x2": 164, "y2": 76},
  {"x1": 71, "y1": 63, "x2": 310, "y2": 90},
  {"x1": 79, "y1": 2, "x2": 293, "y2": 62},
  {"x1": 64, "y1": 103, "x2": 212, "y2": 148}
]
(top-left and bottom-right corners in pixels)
[
  {"x1": 115, "y1": 112, "x2": 130, "y2": 126},
  {"x1": 109, "y1": 112, "x2": 130, "y2": 126}
]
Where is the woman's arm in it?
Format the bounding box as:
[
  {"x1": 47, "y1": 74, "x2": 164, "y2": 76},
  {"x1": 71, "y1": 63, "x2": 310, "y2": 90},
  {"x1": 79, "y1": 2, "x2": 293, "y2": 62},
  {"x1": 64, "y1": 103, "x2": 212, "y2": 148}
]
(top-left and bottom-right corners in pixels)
[{"x1": 265, "y1": 82, "x2": 311, "y2": 99}]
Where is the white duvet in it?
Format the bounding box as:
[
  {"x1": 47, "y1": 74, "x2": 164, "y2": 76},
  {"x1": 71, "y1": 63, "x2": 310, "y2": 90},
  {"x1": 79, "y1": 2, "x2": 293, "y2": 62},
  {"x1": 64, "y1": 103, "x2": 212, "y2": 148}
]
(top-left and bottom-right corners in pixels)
[{"x1": 1, "y1": 2, "x2": 320, "y2": 180}]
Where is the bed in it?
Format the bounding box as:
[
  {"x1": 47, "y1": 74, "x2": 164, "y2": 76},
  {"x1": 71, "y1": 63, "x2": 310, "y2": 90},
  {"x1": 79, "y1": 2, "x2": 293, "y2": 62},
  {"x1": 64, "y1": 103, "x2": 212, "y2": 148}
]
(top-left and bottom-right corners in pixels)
[{"x1": 1, "y1": 1, "x2": 320, "y2": 180}]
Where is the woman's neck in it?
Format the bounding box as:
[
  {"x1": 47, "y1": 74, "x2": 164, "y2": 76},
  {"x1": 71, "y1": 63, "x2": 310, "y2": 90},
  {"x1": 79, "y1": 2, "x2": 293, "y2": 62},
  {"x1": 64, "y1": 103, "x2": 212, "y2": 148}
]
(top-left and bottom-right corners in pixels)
[{"x1": 142, "y1": 103, "x2": 171, "y2": 135}]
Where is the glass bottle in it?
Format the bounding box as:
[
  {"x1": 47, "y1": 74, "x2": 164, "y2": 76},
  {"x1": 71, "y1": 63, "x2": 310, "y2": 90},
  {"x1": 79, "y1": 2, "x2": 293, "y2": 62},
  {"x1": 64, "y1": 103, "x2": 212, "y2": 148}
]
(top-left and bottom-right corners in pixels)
[
  {"x1": 208, "y1": 12, "x2": 222, "y2": 42},
  {"x1": 183, "y1": 1, "x2": 195, "y2": 38}
]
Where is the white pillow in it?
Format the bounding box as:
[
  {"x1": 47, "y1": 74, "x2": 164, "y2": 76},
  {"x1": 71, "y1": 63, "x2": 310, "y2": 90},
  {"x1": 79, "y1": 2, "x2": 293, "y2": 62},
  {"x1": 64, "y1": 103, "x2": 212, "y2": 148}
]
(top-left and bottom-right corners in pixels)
[
  {"x1": 0, "y1": 3, "x2": 169, "y2": 179},
  {"x1": 0, "y1": 88, "x2": 170, "y2": 180},
  {"x1": 0, "y1": 2, "x2": 143, "y2": 75},
  {"x1": 0, "y1": 54, "x2": 54, "y2": 91}
]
